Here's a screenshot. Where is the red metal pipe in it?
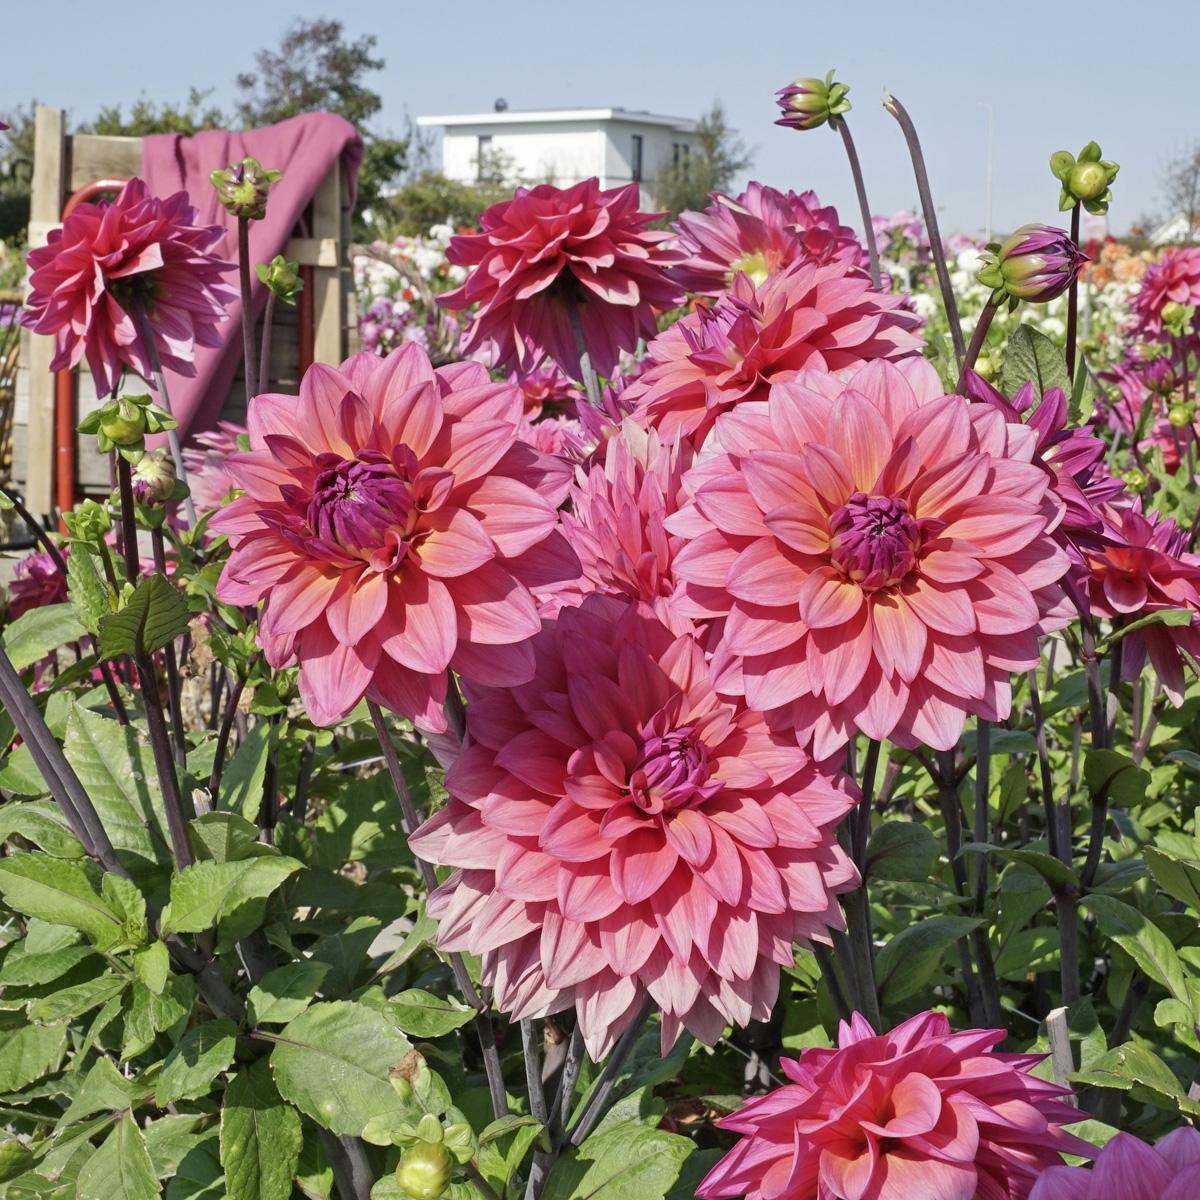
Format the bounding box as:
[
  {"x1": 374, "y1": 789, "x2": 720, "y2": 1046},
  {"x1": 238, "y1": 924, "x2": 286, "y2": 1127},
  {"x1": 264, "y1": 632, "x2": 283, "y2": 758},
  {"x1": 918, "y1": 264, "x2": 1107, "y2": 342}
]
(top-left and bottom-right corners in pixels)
[{"x1": 52, "y1": 179, "x2": 128, "y2": 517}]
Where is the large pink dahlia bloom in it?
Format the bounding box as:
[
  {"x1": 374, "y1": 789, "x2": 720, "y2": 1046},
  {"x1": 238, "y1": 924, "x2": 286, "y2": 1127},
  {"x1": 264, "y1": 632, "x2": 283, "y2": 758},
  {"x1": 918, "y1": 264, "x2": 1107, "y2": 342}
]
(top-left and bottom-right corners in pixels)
[
  {"x1": 23, "y1": 179, "x2": 235, "y2": 397},
  {"x1": 410, "y1": 595, "x2": 858, "y2": 1058},
  {"x1": 181, "y1": 420, "x2": 245, "y2": 513},
  {"x1": 697, "y1": 1011, "x2": 1090, "y2": 1200},
  {"x1": 625, "y1": 260, "x2": 923, "y2": 445},
  {"x1": 439, "y1": 179, "x2": 684, "y2": 378},
  {"x1": 667, "y1": 359, "x2": 1070, "y2": 756},
  {"x1": 669, "y1": 183, "x2": 868, "y2": 295},
  {"x1": 1030, "y1": 1128, "x2": 1200, "y2": 1200},
  {"x1": 211, "y1": 344, "x2": 580, "y2": 730},
  {"x1": 1130, "y1": 246, "x2": 1200, "y2": 340}
]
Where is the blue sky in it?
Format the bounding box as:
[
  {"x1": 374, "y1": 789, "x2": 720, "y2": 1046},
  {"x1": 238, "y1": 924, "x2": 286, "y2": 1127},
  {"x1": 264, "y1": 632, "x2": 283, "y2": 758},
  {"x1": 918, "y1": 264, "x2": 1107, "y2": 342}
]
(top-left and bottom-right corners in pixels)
[{"x1": 8, "y1": 0, "x2": 1194, "y2": 235}]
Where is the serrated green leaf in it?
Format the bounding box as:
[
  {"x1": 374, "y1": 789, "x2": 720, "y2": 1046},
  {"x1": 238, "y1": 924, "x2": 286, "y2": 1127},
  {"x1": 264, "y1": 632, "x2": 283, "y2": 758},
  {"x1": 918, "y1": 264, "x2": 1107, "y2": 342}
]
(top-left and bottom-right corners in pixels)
[
  {"x1": 0, "y1": 1022, "x2": 67, "y2": 1092},
  {"x1": 187, "y1": 811, "x2": 273, "y2": 864},
  {"x1": 1001, "y1": 324, "x2": 1070, "y2": 401},
  {"x1": 123, "y1": 975, "x2": 193, "y2": 1061},
  {"x1": 1072, "y1": 1040, "x2": 1185, "y2": 1107},
  {"x1": 0, "y1": 942, "x2": 95, "y2": 987},
  {"x1": 98, "y1": 573, "x2": 189, "y2": 660},
  {"x1": 133, "y1": 942, "x2": 171, "y2": 994},
  {"x1": 160, "y1": 857, "x2": 300, "y2": 937},
  {"x1": 0, "y1": 800, "x2": 84, "y2": 855},
  {"x1": 0, "y1": 854, "x2": 123, "y2": 948},
  {"x1": 269, "y1": 1001, "x2": 418, "y2": 1136},
  {"x1": 57, "y1": 1056, "x2": 150, "y2": 1128},
  {"x1": 220, "y1": 1060, "x2": 302, "y2": 1200},
  {"x1": 67, "y1": 544, "x2": 114, "y2": 634},
  {"x1": 0, "y1": 603, "x2": 86, "y2": 672},
  {"x1": 0, "y1": 745, "x2": 51, "y2": 797},
  {"x1": 876, "y1": 916, "x2": 985, "y2": 1004},
  {"x1": 218, "y1": 721, "x2": 273, "y2": 822},
  {"x1": 542, "y1": 1121, "x2": 694, "y2": 1200},
  {"x1": 28, "y1": 973, "x2": 126, "y2": 1023},
  {"x1": 155, "y1": 1021, "x2": 239, "y2": 1107},
  {"x1": 76, "y1": 1112, "x2": 160, "y2": 1200},
  {"x1": 165, "y1": 1136, "x2": 223, "y2": 1200},
  {"x1": 247, "y1": 961, "x2": 330, "y2": 1026},
  {"x1": 386, "y1": 989, "x2": 476, "y2": 1038}
]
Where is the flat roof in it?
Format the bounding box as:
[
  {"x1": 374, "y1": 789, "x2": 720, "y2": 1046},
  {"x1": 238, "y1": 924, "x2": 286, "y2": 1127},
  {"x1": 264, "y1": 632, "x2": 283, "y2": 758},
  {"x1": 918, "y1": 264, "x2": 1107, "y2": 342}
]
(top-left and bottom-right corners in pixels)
[{"x1": 416, "y1": 107, "x2": 697, "y2": 132}]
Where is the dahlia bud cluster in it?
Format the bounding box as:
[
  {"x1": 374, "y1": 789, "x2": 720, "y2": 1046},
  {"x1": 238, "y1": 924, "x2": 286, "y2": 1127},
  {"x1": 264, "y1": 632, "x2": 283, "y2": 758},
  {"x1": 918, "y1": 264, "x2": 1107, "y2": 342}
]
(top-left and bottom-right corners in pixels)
[
  {"x1": 77, "y1": 393, "x2": 177, "y2": 458},
  {"x1": 1049, "y1": 140, "x2": 1120, "y2": 214}
]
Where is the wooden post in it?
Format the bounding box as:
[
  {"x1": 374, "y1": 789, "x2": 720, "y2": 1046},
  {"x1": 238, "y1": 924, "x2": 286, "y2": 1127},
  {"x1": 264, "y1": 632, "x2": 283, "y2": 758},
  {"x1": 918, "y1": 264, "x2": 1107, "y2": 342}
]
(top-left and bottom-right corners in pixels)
[
  {"x1": 23, "y1": 107, "x2": 66, "y2": 516},
  {"x1": 310, "y1": 159, "x2": 344, "y2": 366}
]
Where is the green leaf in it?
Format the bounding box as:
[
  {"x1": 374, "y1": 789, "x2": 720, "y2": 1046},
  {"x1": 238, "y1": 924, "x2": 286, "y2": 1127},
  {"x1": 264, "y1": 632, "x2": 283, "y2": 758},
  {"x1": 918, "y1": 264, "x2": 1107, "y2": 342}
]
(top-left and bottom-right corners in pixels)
[
  {"x1": 0, "y1": 942, "x2": 95, "y2": 987},
  {"x1": 270, "y1": 1001, "x2": 418, "y2": 1136},
  {"x1": 0, "y1": 1022, "x2": 67, "y2": 1092},
  {"x1": 76, "y1": 1112, "x2": 161, "y2": 1200},
  {"x1": 876, "y1": 916, "x2": 985, "y2": 1004},
  {"x1": 864, "y1": 821, "x2": 936, "y2": 882},
  {"x1": 478, "y1": 1115, "x2": 544, "y2": 1146},
  {"x1": 165, "y1": 1137, "x2": 223, "y2": 1200},
  {"x1": 0, "y1": 604, "x2": 86, "y2": 672},
  {"x1": 1082, "y1": 895, "x2": 1194, "y2": 1015},
  {"x1": 0, "y1": 800, "x2": 84, "y2": 856},
  {"x1": 386, "y1": 989, "x2": 476, "y2": 1038},
  {"x1": 123, "y1": 975, "x2": 193, "y2": 1061},
  {"x1": 542, "y1": 1121, "x2": 694, "y2": 1200},
  {"x1": 28, "y1": 973, "x2": 126, "y2": 1023},
  {"x1": 0, "y1": 854, "x2": 124, "y2": 948},
  {"x1": 98, "y1": 573, "x2": 189, "y2": 660},
  {"x1": 188, "y1": 812, "x2": 273, "y2": 864},
  {"x1": 160, "y1": 857, "x2": 301, "y2": 937},
  {"x1": 68, "y1": 544, "x2": 114, "y2": 634},
  {"x1": 960, "y1": 843, "x2": 1078, "y2": 890},
  {"x1": 58, "y1": 1056, "x2": 149, "y2": 1127},
  {"x1": 1049, "y1": 150, "x2": 1075, "y2": 181},
  {"x1": 64, "y1": 705, "x2": 173, "y2": 870},
  {"x1": 1084, "y1": 749, "x2": 1149, "y2": 808},
  {"x1": 1072, "y1": 1040, "x2": 1186, "y2": 1108},
  {"x1": 0, "y1": 746, "x2": 51, "y2": 797},
  {"x1": 220, "y1": 1060, "x2": 303, "y2": 1200},
  {"x1": 1000, "y1": 324, "x2": 1071, "y2": 401},
  {"x1": 218, "y1": 721, "x2": 273, "y2": 821},
  {"x1": 1145, "y1": 846, "x2": 1200, "y2": 911},
  {"x1": 247, "y1": 961, "x2": 330, "y2": 1026},
  {"x1": 155, "y1": 1021, "x2": 240, "y2": 1107},
  {"x1": 133, "y1": 942, "x2": 171, "y2": 994}
]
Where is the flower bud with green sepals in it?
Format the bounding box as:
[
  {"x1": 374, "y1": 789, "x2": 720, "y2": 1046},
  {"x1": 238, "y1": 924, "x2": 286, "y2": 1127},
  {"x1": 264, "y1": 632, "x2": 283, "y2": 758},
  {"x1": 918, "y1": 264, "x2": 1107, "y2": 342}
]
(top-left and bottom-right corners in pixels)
[
  {"x1": 63, "y1": 499, "x2": 112, "y2": 542},
  {"x1": 131, "y1": 449, "x2": 177, "y2": 506},
  {"x1": 775, "y1": 70, "x2": 851, "y2": 131},
  {"x1": 78, "y1": 393, "x2": 178, "y2": 457},
  {"x1": 1161, "y1": 302, "x2": 1196, "y2": 339},
  {"x1": 256, "y1": 255, "x2": 304, "y2": 305},
  {"x1": 976, "y1": 224, "x2": 1088, "y2": 305},
  {"x1": 209, "y1": 157, "x2": 282, "y2": 221},
  {"x1": 1121, "y1": 467, "x2": 1148, "y2": 493},
  {"x1": 1049, "y1": 141, "x2": 1120, "y2": 214},
  {"x1": 1168, "y1": 402, "x2": 1195, "y2": 428},
  {"x1": 395, "y1": 1143, "x2": 452, "y2": 1200}
]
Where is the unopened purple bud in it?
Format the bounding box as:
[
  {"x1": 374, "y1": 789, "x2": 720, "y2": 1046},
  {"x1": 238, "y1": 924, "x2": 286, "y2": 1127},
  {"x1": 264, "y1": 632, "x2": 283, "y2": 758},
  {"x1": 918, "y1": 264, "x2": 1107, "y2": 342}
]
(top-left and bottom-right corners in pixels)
[
  {"x1": 775, "y1": 71, "x2": 851, "y2": 132},
  {"x1": 977, "y1": 224, "x2": 1087, "y2": 304}
]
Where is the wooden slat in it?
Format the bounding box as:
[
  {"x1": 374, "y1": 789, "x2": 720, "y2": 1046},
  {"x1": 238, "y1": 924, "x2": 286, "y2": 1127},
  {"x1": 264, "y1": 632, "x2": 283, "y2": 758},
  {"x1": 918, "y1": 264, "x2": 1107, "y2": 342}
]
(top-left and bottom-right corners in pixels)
[
  {"x1": 67, "y1": 135, "x2": 140, "y2": 190},
  {"x1": 283, "y1": 236, "x2": 339, "y2": 268},
  {"x1": 310, "y1": 160, "x2": 343, "y2": 366},
  {"x1": 22, "y1": 108, "x2": 66, "y2": 513}
]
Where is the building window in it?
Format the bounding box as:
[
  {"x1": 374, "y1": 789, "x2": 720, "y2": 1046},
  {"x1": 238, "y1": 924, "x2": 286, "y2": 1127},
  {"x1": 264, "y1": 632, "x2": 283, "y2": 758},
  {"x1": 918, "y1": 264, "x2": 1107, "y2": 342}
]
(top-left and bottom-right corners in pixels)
[
  {"x1": 672, "y1": 142, "x2": 691, "y2": 174},
  {"x1": 631, "y1": 134, "x2": 643, "y2": 183},
  {"x1": 477, "y1": 134, "x2": 493, "y2": 180}
]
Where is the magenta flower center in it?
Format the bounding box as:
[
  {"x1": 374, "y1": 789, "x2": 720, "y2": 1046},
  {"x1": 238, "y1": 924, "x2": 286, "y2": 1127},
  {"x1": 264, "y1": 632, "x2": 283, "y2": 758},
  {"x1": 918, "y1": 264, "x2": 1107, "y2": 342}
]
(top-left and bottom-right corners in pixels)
[
  {"x1": 306, "y1": 451, "x2": 417, "y2": 553},
  {"x1": 629, "y1": 723, "x2": 718, "y2": 814},
  {"x1": 829, "y1": 492, "x2": 923, "y2": 589}
]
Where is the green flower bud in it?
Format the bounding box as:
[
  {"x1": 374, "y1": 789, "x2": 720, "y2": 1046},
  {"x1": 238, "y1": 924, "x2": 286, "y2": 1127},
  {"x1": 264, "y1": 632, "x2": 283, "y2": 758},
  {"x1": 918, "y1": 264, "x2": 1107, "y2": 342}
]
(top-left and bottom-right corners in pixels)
[
  {"x1": 78, "y1": 393, "x2": 177, "y2": 455},
  {"x1": 256, "y1": 255, "x2": 304, "y2": 304},
  {"x1": 1161, "y1": 302, "x2": 1196, "y2": 339},
  {"x1": 1068, "y1": 160, "x2": 1108, "y2": 202},
  {"x1": 395, "y1": 1143, "x2": 452, "y2": 1200},
  {"x1": 100, "y1": 398, "x2": 149, "y2": 447},
  {"x1": 775, "y1": 70, "x2": 851, "y2": 131},
  {"x1": 1168, "y1": 405, "x2": 1193, "y2": 428},
  {"x1": 209, "y1": 157, "x2": 282, "y2": 221},
  {"x1": 65, "y1": 499, "x2": 113, "y2": 541},
  {"x1": 1122, "y1": 468, "x2": 1148, "y2": 493},
  {"x1": 414, "y1": 1114, "x2": 444, "y2": 1145},
  {"x1": 1049, "y1": 142, "x2": 1119, "y2": 214},
  {"x1": 442, "y1": 1122, "x2": 476, "y2": 1165}
]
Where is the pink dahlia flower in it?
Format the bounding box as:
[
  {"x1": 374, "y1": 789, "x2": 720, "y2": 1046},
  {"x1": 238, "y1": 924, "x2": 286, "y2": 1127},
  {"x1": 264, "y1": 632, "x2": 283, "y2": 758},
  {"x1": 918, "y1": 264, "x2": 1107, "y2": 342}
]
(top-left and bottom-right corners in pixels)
[
  {"x1": 1084, "y1": 502, "x2": 1200, "y2": 704},
  {"x1": 1030, "y1": 1128, "x2": 1200, "y2": 1200},
  {"x1": 1130, "y1": 246, "x2": 1200, "y2": 340},
  {"x1": 516, "y1": 413, "x2": 591, "y2": 462},
  {"x1": 439, "y1": 179, "x2": 684, "y2": 379},
  {"x1": 666, "y1": 359, "x2": 1070, "y2": 756},
  {"x1": 510, "y1": 362, "x2": 583, "y2": 416},
  {"x1": 23, "y1": 179, "x2": 235, "y2": 398},
  {"x1": 697, "y1": 1010, "x2": 1090, "y2": 1200},
  {"x1": 211, "y1": 344, "x2": 580, "y2": 730},
  {"x1": 182, "y1": 420, "x2": 244, "y2": 513},
  {"x1": 6, "y1": 547, "x2": 68, "y2": 620},
  {"x1": 669, "y1": 183, "x2": 867, "y2": 295},
  {"x1": 410, "y1": 595, "x2": 858, "y2": 1058},
  {"x1": 625, "y1": 260, "x2": 923, "y2": 446}
]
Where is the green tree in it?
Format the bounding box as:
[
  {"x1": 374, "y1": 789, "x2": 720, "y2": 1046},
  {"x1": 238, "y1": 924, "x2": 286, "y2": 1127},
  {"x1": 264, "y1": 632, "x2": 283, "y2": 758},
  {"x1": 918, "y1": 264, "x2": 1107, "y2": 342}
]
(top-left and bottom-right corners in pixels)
[
  {"x1": 80, "y1": 90, "x2": 227, "y2": 138},
  {"x1": 653, "y1": 100, "x2": 753, "y2": 217}
]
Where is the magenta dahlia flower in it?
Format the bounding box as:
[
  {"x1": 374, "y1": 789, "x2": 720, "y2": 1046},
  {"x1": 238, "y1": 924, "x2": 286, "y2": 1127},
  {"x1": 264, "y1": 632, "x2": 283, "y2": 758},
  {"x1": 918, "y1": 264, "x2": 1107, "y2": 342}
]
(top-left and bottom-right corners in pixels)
[
  {"x1": 439, "y1": 179, "x2": 684, "y2": 379},
  {"x1": 1130, "y1": 246, "x2": 1200, "y2": 340},
  {"x1": 510, "y1": 362, "x2": 583, "y2": 415},
  {"x1": 697, "y1": 1010, "x2": 1090, "y2": 1200},
  {"x1": 669, "y1": 183, "x2": 868, "y2": 295},
  {"x1": 22, "y1": 179, "x2": 235, "y2": 397},
  {"x1": 6, "y1": 547, "x2": 68, "y2": 620},
  {"x1": 211, "y1": 344, "x2": 580, "y2": 730},
  {"x1": 410, "y1": 595, "x2": 858, "y2": 1058},
  {"x1": 626, "y1": 260, "x2": 922, "y2": 445},
  {"x1": 1030, "y1": 1128, "x2": 1200, "y2": 1200},
  {"x1": 666, "y1": 359, "x2": 1070, "y2": 756},
  {"x1": 1084, "y1": 502, "x2": 1200, "y2": 704}
]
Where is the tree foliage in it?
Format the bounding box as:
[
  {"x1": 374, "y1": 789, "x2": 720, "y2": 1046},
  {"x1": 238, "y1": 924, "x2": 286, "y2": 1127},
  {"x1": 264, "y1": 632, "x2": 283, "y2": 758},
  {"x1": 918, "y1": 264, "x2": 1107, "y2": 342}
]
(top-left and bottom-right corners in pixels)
[{"x1": 653, "y1": 99, "x2": 753, "y2": 217}]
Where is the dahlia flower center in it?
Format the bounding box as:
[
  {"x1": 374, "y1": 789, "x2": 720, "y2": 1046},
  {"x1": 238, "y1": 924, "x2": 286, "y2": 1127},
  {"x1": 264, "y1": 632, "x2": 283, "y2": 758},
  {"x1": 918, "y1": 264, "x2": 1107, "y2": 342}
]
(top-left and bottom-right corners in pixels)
[
  {"x1": 730, "y1": 249, "x2": 774, "y2": 287},
  {"x1": 828, "y1": 492, "x2": 923, "y2": 590},
  {"x1": 629, "y1": 726, "x2": 718, "y2": 814},
  {"x1": 306, "y1": 451, "x2": 417, "y2": 557}
]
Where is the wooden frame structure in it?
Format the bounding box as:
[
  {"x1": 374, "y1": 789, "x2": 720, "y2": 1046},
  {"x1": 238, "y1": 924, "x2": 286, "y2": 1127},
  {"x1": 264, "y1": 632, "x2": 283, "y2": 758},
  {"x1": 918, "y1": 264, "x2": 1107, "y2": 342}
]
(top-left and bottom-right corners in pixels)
[{"x1": 19, "y1": 106, "x2": 351, "y2": 515}]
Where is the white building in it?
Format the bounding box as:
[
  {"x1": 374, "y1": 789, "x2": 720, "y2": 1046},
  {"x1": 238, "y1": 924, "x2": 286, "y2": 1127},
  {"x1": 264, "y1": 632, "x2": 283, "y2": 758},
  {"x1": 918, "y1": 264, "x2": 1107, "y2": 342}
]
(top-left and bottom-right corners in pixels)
[{"x1": 415, "y1": 107, "x2": 699, "y2": 208}]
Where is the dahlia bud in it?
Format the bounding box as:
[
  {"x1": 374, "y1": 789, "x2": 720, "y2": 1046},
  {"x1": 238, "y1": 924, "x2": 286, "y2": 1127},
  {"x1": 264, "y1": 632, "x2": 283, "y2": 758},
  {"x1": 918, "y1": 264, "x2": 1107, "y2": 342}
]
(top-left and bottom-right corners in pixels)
[
  {"x1": 209, "y1": 157, "x2": 282, "y2": 221},
  {"x1": 775, "y1": 70, "x2": 851, "y2": 131},
  {"x1": 976, "y1": 224, "x2": 1087, "y2": 305},
  {"x1": 1122, "y1": 467, "x2": 1148, "y2": 493},
  {"x1": 64, "y1": 499, "x2": 112, "y2": 542},
  {"x1": 131, "y1": 449, "x2": 177, "y2": 505},
  {"x1": 256, "y1": 255, "x2": 304, "y2": 305},
  {"x1": 1161, "y1": 302, "x2": 1195, "y2": 338},
  {"x1": 79, "y1": 393, "x2": 177, "y2": 455},
  {"x1": 1049, "y1": 141, "x2": 1119, "y2": 214},
  {"x1": 395, "y1": 1144, "x2": 452, "y2": 1200}
]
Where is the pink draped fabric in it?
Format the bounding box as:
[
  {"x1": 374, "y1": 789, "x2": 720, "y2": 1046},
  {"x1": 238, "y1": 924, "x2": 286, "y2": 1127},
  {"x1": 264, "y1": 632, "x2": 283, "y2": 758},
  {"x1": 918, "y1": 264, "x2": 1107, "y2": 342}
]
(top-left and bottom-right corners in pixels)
[{"x1": 142, "y1": 112, "x2": 363, "y2": 442}]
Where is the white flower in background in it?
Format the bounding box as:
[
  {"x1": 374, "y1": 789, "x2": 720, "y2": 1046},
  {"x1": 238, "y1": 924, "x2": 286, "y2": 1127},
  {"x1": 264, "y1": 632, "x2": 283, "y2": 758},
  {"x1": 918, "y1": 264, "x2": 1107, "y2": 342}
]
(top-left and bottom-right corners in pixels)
[
  {"x1": 911, "y1": 292, "x2": 938, "y2": 319},
  {"x1": 429, "y1": 223, "x2": 455, "y2": 243},
  {"x1": 956, "y1": 246, "x2": 985, "y2": 274}
]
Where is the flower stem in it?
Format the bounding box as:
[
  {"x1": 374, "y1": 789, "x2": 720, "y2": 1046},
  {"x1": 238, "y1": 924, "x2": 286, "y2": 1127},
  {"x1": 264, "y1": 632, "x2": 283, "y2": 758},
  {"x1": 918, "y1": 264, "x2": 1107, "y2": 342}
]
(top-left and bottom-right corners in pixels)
[
  {"x1": 936, "y1": 750, "x2": 984, "y2": 1024},
  {"x1": 882, "y1": 93, "x2": 965, "y2": 365},
  {"x1": 368, "y1": 700, "x2": 509, "y2": 1119},
  {"x1": 957, "y1": 301, "x2": 998, "y2": 395},
  {"x1": 567, "y1": 301, "x2": 602, "y2": 409},
  {"x1": 151, "y1": 528, "x2": 187, "y2": 767},
  {"x1": 1066, "y1": 204, "x2": 1081, "y2": 381},
  {"x1": 258, "y1": 289, "x2": 275, "y2": 400},
  {"x1": 115, "y1": 458, "x2": 140, "y2": 585},
  {"x1": 131, "y1": 298, "x2": 198, "y2": 528},
  {"x1": 238, "y1": 217, "x2": 259, "y2": 404},
  {"x1": 207, "y1": 672, "x2": 246, "y2": 802},
  {"x1": 566, "y1": 997, "x2": 654, "y2": 1147},
  {"x1": 136, "y1": 645, "x2": 194, "y2": 868},
  {"x1": 830, "y1": 116, "x2": 880, "y2": 289}
]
